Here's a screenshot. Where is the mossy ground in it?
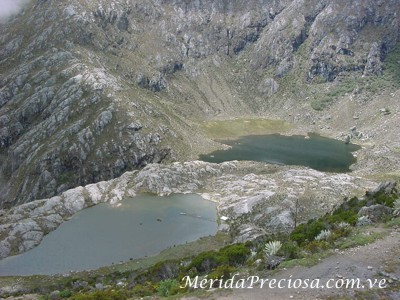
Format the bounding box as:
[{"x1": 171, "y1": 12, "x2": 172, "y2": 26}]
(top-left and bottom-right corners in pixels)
[{"x1": 202, "y1": 118, "x2": 291, "y2": 140}]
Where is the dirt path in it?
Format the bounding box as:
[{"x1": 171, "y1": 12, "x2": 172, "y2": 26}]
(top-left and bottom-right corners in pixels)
[{"x1": 184, "y1": 227, "x2": 400, "y2": 300}]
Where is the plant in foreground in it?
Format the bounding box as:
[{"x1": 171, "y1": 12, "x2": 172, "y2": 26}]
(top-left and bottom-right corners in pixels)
[
  {"x1": 357, "y1": 216, "x2": 373, "y2": 226},
  {"x1": 315, "y1": 229, "x2": 331, "y2": 241},
  {"x1": 264, "y1": 241, "x2": 282, "y2": 257}
]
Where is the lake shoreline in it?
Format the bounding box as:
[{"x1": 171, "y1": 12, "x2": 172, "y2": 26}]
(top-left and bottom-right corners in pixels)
[
  {"x1": 200, "y1": 133, "x2": 360, "y2": 173},
  {"x1": 0, "y1": 160, "x2": 376, "y2": 265}
]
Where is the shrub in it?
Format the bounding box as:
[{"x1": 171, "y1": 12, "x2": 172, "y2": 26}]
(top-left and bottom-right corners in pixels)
[
  {"x1": 329, "y1": 197, "x2": 366, "y2": 225},
  {"x1": 135, "y1": 260, "x2": 181, "y2": 284},
  {"x1": 332, "y1": 224, "x2": 352, "y2": 240},
  {"x1": 187, "y1": 244, "x2": 250, "y2": 274},
  {"x1": 59, "y1": 290, "x2": 72, "y2": 298},
  {"x1": 290, "y1": 219, "x2": 325, "y2": 246},
  {"x1": 304, "y1": 240, "x2": 330, "y2": 254},
  {"x1": 188, "y1": 251, "x2": 221, "y2": 273},
  {"x1": 326, "y1": 210, "x2": 358, "y2": 226},
  {"x1": 208, "y1": 265, "x2": 235, "y2": 283},
  {"x1": 219, "y1": 244, "x2": 251, "y2": 266},
  {"x1": 279, "y1": 241, "x2": 302, "y2": 259},
  {"x1": 132, "y1": 282, "x2": 157, "y2": 297},
  {"x1": 157, "y1": 279, "x2": 180, "y2": 297},
  {"x1": 374, "y1": 191, "x2": 397, "y2": 208}
]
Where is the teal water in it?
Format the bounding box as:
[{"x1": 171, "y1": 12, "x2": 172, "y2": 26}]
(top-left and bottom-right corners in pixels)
[
  {"x1": 199, "y1": 133, "x2": 360, "y2": 172},
  {"x1": 0, "y1": 194, "x2": 217, "y2": 276}
]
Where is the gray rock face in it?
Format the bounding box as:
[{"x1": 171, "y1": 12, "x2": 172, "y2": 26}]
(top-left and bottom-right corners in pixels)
[
  {"x1": 0, "y1": 45, "x2": 171, "y2": 207},
  {"x1": 258, "y1": 78, "x2": 280, "y2": 97},
  {"x1": 358, "y1": 204, "x2": 393, "y2": 222},
  {"x1": 363, "y1": 42, "x2": 384, "y2": 76},
  {"x1": 0, "y1": 0, "x2": 398, "y2": 208}
]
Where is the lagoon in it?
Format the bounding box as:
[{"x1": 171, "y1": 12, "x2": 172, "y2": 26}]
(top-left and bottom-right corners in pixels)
[
  {"x1": 0, "y1": 194, "x2": 217, "y2": 276},
  {"x1": 199, "y1": 133, "x2": 360, "y2": 172}
]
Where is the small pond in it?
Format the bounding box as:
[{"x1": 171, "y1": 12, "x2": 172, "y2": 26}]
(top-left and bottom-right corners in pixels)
[
  {"x1": 0, "y1": 194, "x2": 217, "y2": 276},
  {"x1": 199, "y1": 133, "x2": 360, "y2": 172}
]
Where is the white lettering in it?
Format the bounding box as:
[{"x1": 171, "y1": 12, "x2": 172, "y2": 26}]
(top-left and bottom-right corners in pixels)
[
  {"x1": 199, "y1": 277, "x2": 208, "y2": 289},
  {"x1": 336, "y1": 279, "x2": 344, "y2": 289},
  {"x1": 247, "y1": 276, "x2": 260, "y2": 288},
  {"x1": 378, "y1": 279, "x2": 387, "y2": 289},
  {"x1": 293, "y1": 279, "x2": 302, "y2": 289},
  {"x1": 235, "y1": 278, "x2": 246, "y2": 289},
  {"x1": 326, "y1": 279, "x2": 335, "y2": 289},
  {"x1": 288, "y1": 275, "x2": 293, "y2": 288},
  {"x1": 269, "y1": 279, "x2": 277, "y2": 289},
  {"x1": 345, "y1": 278, "x2": 361, "y2": 289},
  {"x1": 180, "y1": 276, "x2": 198, "y2": 288},
  {"x1": 278, "y1": 279, "x2": 285, "y2": 289},
  {"x1": 302, "y1": 278, "x2": 309, "y2": 289},
  {"x1": 260, "y1": 278, "x2": 269, "y2": 288},
  {"x1": 310, "y1": 279, "x2": 320, "y2": 289},
  {"x1": 180, "y1": 275, "x2": 385, "y2": 290},
  {"x1": 224, "y1": 273, "x2": 239, "y2": 289}
]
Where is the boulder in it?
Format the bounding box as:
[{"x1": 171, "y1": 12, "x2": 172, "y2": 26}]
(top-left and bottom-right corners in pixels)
[
  {"x1": 358, "y1": 204, "x2": 393, "y2": 222},
  {"x1": 265, "y1": 255, "x2": 283, "y2": 270},
  {"x1": 267, "y1": 210, "x2": 294, "y2": 232}
]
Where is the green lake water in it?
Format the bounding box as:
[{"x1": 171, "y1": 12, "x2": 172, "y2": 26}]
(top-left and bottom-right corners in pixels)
[
  {"x1": 199, "y1": 133, "x2": 360, "y2": 172},
  {"x1": 0, "y1": 194, "x2": 217, "y2": 276}
]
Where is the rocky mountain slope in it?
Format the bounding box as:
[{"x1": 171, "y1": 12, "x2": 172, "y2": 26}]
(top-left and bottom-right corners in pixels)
[{"x1": 0, "y1": 0, "x2": 399, "y2": 207}]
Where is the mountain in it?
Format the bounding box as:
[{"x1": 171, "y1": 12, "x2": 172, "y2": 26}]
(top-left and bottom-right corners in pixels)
[{"x1": 1, "y1": 0, "x2": 399, "y2": 207}]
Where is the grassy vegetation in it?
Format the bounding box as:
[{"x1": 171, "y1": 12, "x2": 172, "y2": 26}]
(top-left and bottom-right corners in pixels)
[
  {"x1": 366, "y1": 172, "x2": 400, "y2": 183},
  {"x1": 106, "y1": 232, "x2": 231, "y2": 273},
  {"x1": 384, "y1": 216, "x2": 400, "y2": 228},
  {"x1": 70, "y1": 290, "x2": 128, "y2": 300},
  {"x1": 278, "y1": 251, "x2": 333, "y2": 269},
  {"x1": 202, "y1": 118, "x2": 291, "y2": 140},
  {"x1": 336, "y1": 230, "x2": 384, "y2": 250}
]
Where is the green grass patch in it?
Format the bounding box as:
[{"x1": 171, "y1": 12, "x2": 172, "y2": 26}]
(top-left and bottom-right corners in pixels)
[
  {"x1": 278, "y1": 251, "x2": 333, "y2": 269},
  {"x1": 311, "y1": 95, "x2": 334, "y2": 111},
  {"x1": 202, "y1": 118, "x2": 291, "y2": 139},
  {"x1": 71, "y1": 290, "x2": 128, "y2": 300},
  {"x1": 336, "y1": 230, "x2": 385, "y2": 250},
  {"x1": 384, "y1": 217, "x2": 400, "y2": 228}
]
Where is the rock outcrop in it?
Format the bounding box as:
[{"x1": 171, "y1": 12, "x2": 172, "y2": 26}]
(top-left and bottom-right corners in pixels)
[
  {"x1": 0, "y1": 161, "x2": 375, "y2": 260},
  {"x1": 358, "y1": 204, "x2": 393, "y2": 222}
]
